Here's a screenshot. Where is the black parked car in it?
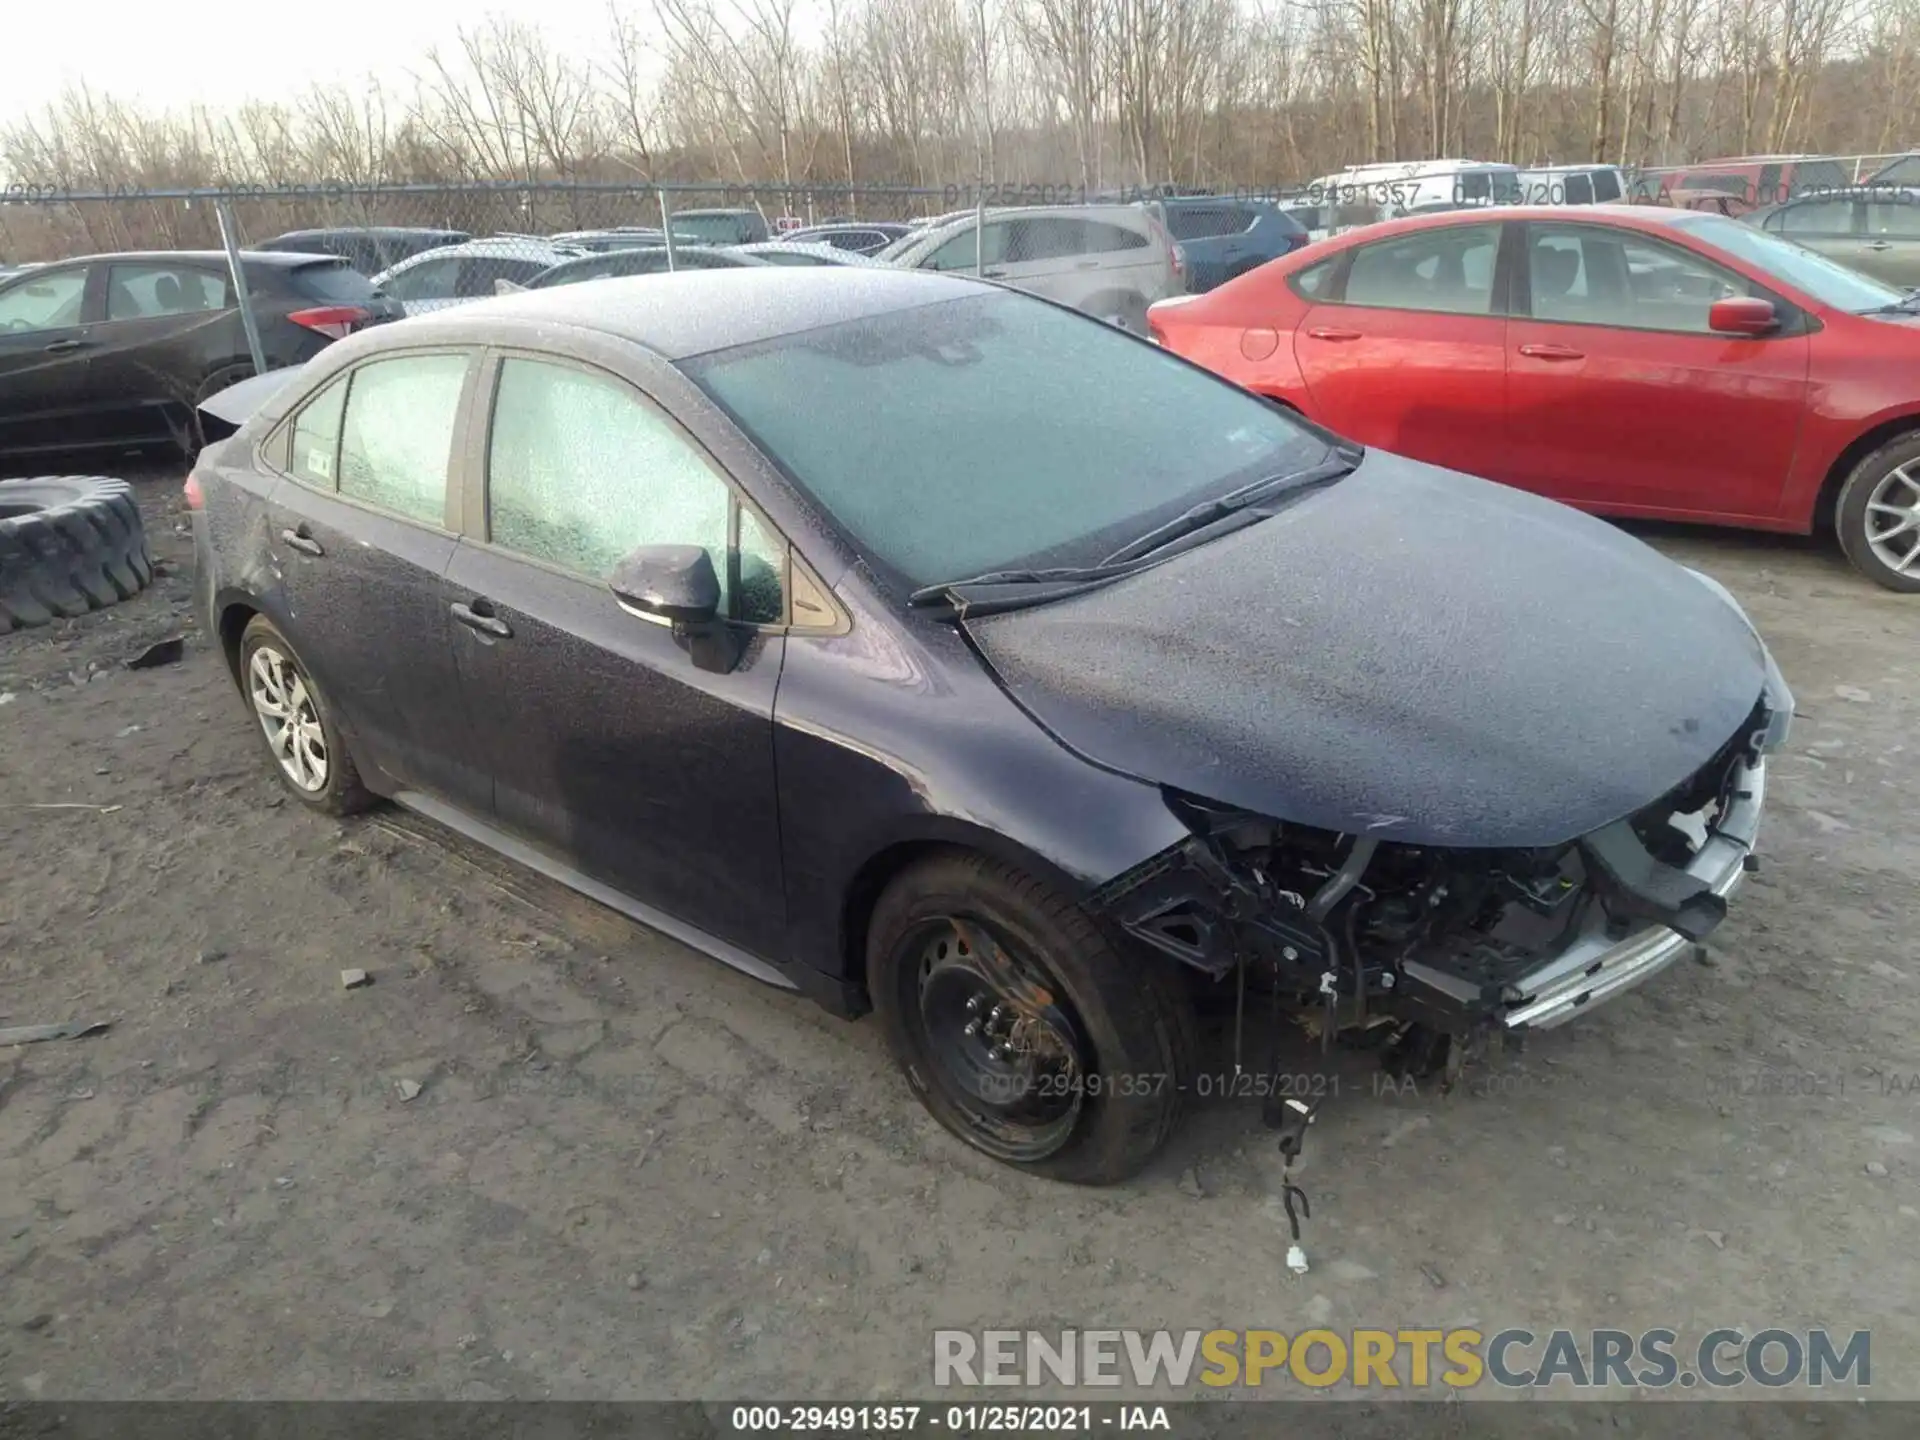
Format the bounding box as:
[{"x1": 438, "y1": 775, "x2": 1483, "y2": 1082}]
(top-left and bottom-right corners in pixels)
[
  {"x1": 258, "y1": 227, "x2": 472, "y2": 277},
  {"x1": 0, "y1": 250, "x2": 400, "y2": 463},
  {"x1": 190, "y1": 269, "x2": 1790, "y2": 1183}
]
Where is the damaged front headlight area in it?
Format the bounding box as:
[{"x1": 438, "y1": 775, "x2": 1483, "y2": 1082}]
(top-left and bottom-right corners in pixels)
[{"x1": 1086, "y1": 683, "x2": 1787, "y2": 1081}]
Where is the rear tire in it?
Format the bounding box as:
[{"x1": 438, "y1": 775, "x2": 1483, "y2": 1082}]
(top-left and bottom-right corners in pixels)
[
  {"x1": 238, "y1": 616, "x2": 375, "y2": 815},
  {"x1": 1834, "y1": 433, "x2": 1920, "y2": 593},
  {"x1": 867, "y1": 851, "x2": 1196, "y2": 1184}
]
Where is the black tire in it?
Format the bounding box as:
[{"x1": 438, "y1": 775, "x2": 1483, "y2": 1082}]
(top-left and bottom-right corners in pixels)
[
  {"x1": 868, "y1": 851, "x2": 1197, "y2": 1185},
  {"x1": 237, "y1": 615, "x2": 375, "y2": 815},
  {"x1": 186, "y1": 363, "x2": 256, "y2": 459},
  {"x1": 0, "y1": 476, "x2": 154, "y2": 633},
  {"x1": 1835, "y1": 433, "x2": 1920, "y2": 593}
]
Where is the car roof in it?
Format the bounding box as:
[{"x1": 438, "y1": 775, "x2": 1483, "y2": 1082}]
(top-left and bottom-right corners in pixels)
[
  {"x1": 397, "y1": 266, "x2": 989, "y2": 360},
  {"x1": 268, "y1": 227, "x2": 465, "y2": 240}
]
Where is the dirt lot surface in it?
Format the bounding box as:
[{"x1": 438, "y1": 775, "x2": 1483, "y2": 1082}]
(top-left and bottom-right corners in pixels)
[{"x1": 1, "y1": 465, "x2": 1916, "y2": 1408}]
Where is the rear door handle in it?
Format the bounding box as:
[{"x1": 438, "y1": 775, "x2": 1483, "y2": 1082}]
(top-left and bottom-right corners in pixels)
[
  {"x1": 450, "y1": 600, "x2": 512, "y2": 640},
  {"x1": 1518, "y1": 343, "x2": 1585, "y2": 361},
  {"x1": 1864, "y1": 239, "x2": 1894, "y2": 251},
  {"x1": 980, "y1": 268, "x2": 1007, "y2": 278},
  {"x1": 43, "y1": 338, "x2": 88, "y2": 354},
  {"x1": 1307, "y1": 327, "x2": 1361, "y2": 342},
  {"x1": 279, "y1": 527, "x2": 324, "y2": 556}
]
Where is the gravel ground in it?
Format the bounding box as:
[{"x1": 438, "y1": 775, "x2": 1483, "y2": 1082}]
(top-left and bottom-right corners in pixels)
[{"x1": 1, "y1": 466, "x2": 1915, "y2": 1406}]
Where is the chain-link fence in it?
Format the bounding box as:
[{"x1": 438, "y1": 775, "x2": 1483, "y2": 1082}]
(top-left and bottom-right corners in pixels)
[{"x1": 3, "y1": 154, "x2": 1914, "y2": 379}]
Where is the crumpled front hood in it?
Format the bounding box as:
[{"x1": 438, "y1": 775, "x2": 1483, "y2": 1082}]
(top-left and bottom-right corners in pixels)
[{"x1": 964, "y1": 451, "x2": 1767, "y2": 848}]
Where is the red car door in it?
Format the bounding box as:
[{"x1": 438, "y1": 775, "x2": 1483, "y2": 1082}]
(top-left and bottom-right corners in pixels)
[
  {"x1": 1505, "y1": 220, "x2": 1809, "y2": 521},
  {"x1": 1292, "y1": 220, "x2": 1509, "y2": 479}
]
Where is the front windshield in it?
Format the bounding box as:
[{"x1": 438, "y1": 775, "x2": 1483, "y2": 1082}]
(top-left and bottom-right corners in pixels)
[
  {"x1": 683, "y1": 291, "x2": 1331, "y2": 590},
  {"x1": 1676, "y1": 213, "x2": 1906, "y2": 311}
]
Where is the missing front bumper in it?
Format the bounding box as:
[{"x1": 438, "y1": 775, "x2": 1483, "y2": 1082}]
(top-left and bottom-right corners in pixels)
[{"x1": 1498, "y1": 752, "x2": 1767, "y2": 1030}]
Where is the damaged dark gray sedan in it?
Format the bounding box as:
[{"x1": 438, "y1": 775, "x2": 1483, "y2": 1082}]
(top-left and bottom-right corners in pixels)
[{"x1": 190, "y1": 268, "x2": 1792, "y2": 1185}]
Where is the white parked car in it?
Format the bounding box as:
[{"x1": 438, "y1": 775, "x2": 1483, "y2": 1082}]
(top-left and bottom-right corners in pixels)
[
  {"x1": 1308, "y1": 159, "x2": 1523, "y2": 214},
  {"x1": 1511, "y1": 164, "x2": 1627, "y2": 206},
  {"x1": 729, "y1": 241, "x2": 887, "y2": 268},
  {"x1": 372, "y1": 237, "x2": 585, "y2": 316},
  {"x1": 878, "y1": 205, "x2": 1183, "y2": 332}
]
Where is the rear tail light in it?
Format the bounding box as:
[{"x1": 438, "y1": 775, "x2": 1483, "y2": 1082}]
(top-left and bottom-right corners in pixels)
[
  {"x1": 287, "y1": 305, "x2": 373, "y2": 340},
  {"x1": 183, "y1": 472, "x2": 205, "y2": 510}
]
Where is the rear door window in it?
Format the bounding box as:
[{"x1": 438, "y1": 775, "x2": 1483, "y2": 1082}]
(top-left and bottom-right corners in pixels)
[
  {"x1": 336, "y1": 353, "x2": 470, "y2": 525},
  {"x1": 1008, "y1": 217, "x2": 1090, "y2": 262},
  {"x1": 1342, "y1": 223, "x2": 1502, "y2": 314},
  {"x1": 1865, "y1": 201, "x2": 1920, "y2": 237},
  {"x1": 382, "y1": 256, "x2": 461, "y2": 302},
  {"x1": 1777, "y1": 199, "x2": 1856, "y2": 235},
  {"x1": 1592, "y1": 170, "x2": 1622, "y2": 202},
  {"x1": 1081, "y1": 221, "x2": 1149, "y2": 254},
  {"x1": 105, "y1": 264, "x2": 227, "y2": 320}
]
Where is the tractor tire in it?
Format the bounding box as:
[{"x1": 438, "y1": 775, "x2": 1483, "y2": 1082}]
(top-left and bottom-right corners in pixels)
[{"x1": 0, "y1": 476, "x2": 154, "y2": 633}]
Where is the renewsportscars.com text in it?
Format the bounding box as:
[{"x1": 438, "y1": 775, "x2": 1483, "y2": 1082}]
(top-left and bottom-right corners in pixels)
[{"x1": 932, "y1": 1328, "x2": 1870, "y2": 1391}]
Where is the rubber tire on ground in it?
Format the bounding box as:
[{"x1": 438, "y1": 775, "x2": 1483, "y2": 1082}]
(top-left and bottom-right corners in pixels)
[
  {"x1": 0, "y1": 476, "x2": 154, "y2": 633},
  {"x1": 867, "y1": 850, "x2": 1198, "y2": 1185},
  {"x1": 1834, "y1": 432, "x2": 1920, "y2": 593},
  {"x1": 186, "y1": 363, "x2": 256, "y2": 459},
  {"x1": 237, "y1": 615, "x2": 377, "y2": 816}
]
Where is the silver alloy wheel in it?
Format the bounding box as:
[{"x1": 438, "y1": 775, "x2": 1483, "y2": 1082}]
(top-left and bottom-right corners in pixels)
[
  {"x1": 1865, "y1": 461, "x2": 1920, "y2": 576},
  {"x1": 247, "y1": 645, "x2": 328, "y2": 791}
]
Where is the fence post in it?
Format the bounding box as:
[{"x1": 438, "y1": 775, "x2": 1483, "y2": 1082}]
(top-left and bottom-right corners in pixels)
[
  {"x1": 974, "y1": 187, "x2": 985, "y2": 279},
  {"x1": 659, "y1": 186, "x2": 678, "y2": 273},
  {"x1": 214, "y1": 198, "x2": 267, "y2": 379}
]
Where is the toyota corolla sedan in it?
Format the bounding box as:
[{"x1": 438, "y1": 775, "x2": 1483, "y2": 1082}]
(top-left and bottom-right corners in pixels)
[
  {"x1": 1149, "y1": 204, "x2": 1920, "y2": 591},
  {"x1": 190, "y1": 269, "x2": 1791, "y2": 1184}
]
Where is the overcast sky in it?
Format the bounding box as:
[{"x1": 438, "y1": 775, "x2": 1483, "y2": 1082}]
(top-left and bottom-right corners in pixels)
[{"x1": 3, "y1": 0, "x2": 628, "y2": 127}]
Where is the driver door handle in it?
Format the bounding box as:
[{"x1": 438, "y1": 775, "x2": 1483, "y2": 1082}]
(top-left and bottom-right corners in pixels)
[
  {"x1": 1518, "y1": 343, "x2": 1585, "y2": 361},
  {"x1": 450, "y1": 600, "x2": 512, "y2": 639},
  {"x1": 1307, "y1": 326, "x2": 1361, "y2": 342},
  {"x1": 1864, "y1": 239, "x2": 1894, "y2": 251},
  {"x1": 43, "y1": 338, "x2": 89, "y2": 354},
  {"x1": 279, "y1": 527, "x2": 324, "y2": 557}
]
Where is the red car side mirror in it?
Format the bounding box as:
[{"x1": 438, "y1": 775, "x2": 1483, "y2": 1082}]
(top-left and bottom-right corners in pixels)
[{"x1": 1708, "y1": 296, "x2": 1780, "y2": 337}]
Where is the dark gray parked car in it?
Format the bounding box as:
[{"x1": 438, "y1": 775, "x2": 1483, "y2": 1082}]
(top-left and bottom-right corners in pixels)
[
  {"x1": 258, "y1": 227, "x2": 472, "y2": 278},
  {"x1": 188, "y1": 267, "x2": 1791, "y2": 1185},
  {"x1": 1151, "y1": 198, "x2": 1309, "y2": 291}
]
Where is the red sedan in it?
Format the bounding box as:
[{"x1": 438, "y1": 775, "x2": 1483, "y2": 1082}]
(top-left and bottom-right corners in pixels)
[{"x1": 1148, "y1": 204, "x2": 1920, "y2": 590}]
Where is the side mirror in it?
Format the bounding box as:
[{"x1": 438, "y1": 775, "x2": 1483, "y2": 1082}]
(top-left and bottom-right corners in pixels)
[
  {"x1": 1707, "y1": 296, "x2": 1780, "y2": 336},
  {"x1": 608, "y1": 544, "x2": 720, "y2": 624},
  {"x1": 494, "y1": 278, "x2": 528, "y2": 296}
]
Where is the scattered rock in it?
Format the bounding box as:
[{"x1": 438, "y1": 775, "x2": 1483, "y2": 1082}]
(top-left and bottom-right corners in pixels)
[
  {"x1": 395, "y1": 1079, "x2": 423, "y2": 1102},
  {"x1": 273, "y1": 1176, "x2": 294, "y2": 1189},
  {"x1": 1703, "y1": 1229, "x2": 1726, "y2": 1249},
  {"x1": 340, "y1": 968, "x2": 371, "y2": 989},
  {"x1": 359, "y1": 1298, "x2": 396, "y2": 1319},
  {"x1": 1418, "y1": 1263, "x2": 1447, "y2": 1289},
  {"x1": 22, "y1": 1313, "x2": 53, "y2": 1333},
  {"x1": 115, "y1": 724, "x2": 142, "y2": 738},
  {"x1": 626, "y1": 1271, "x2": 645, "y2": 1291},
  {"x1": 197, "y1": 948, "x2": 226, "y2": 965},
  {"x1": 754, "y1": 1248, "x2": 773, "y2": 1266},
  {"x1": 1866, "y1": 1161, "x2": 1889, "y2": 1178},
  {"x1": 124, "y1": 636, "x2": 186, "y2": 670},
  {"x1": 0, "y1": 691, "x2": 14, "y2": 706},
  {"x1": 1177, "y1": 1167, "x2": 1207, "y2": 1199},
  {"x1": 1833, "y1": 684, "x2": 1873, "y2": 703},
  {"x1": 1552, "y1": 1213, "x2": 1573, "y2": 1227},
  {"x1": 1693, "y1": 944, "x2": 1719, "y2": 967}
]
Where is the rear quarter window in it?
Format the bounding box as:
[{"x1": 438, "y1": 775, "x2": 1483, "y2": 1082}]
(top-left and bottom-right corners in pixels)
[{"x1": 1289, "y1": 257, "x2": 1340, "y2": 300}]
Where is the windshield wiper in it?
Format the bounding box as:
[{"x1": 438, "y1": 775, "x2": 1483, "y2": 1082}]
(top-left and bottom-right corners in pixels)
[
  {"x1": 1860, "y1": 288, "x2": 1920, "y2": 315},
  {"x1": 906, "y1": 448, "x2": 1360, "y2": 612},
  {"x1": 1099, "y1": 449, "x2": 1359, "y2": 567}
]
